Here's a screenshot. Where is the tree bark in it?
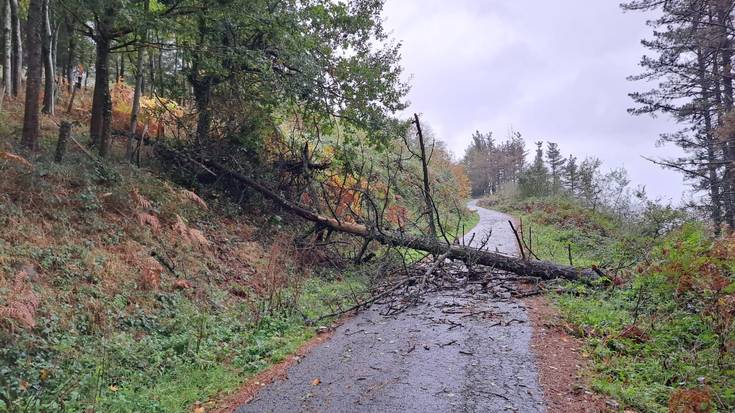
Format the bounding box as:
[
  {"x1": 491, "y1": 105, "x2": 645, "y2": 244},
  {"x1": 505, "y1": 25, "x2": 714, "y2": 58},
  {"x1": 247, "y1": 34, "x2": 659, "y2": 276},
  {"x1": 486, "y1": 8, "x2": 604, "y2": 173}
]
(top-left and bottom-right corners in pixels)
[
  {"x1": 64, "y1": 20, "x2": 74, "y2": 92},
  {"x1": 90, "y1": 37, "x2": 111, "y2": 153},
  {"x1": 41, "y1": 0, "x2": 54, "y2": 115},
  {"x1": 2, "y1": 0, "x2": 10, "y2": 94},
  {"x1": 54, "y1": 121, "x2": 71, "y2": 163},
  {"x1": 21, "y1": 0, "x2": 43, "y2": 151},
  {"x1": 127, "y1": 46, "x2": 144, "y2": 161},
  {"x1": 148, "y1": 48, "x2": 155, "y2": 95},
  {"x1": 127, "y1": 0, "x2": 148, "y2": 162},
  {"x1": 192, "y1": 77, "x2": 213, "y2": 143},
  {"x1": 9, "y1": 0, "x2": 20, "y2": 96},
  {"x1": 697, "y1": 47, "x2": 724, "y2": 234}
]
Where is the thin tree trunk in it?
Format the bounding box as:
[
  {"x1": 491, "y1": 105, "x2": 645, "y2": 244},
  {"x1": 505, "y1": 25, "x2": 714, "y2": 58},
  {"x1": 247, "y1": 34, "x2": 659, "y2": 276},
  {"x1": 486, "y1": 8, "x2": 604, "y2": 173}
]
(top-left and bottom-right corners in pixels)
[
  {"x1": 413, "y1": 113, "x2": 437, "y2": 238},
  {"x1": 2, "y1": 0, "x2": 10, "y2": 93},
  {"x1": 100, "y1": 84, "x2": 112, "y2": 158},
  {"x1": 697, "y1": 47, "x2": 724, "y2": 234},
  {"x1": 127, "y1": 47, "x2": 144, "y2": 160},
  {"x1": 9, "y1": 0, "x2": 20, "y2": 96},
  {"x1": 127, "y1": 0, "x2": 148, "y2": 162},
  {"x1": 41, "y1": 0, "x2": 54, "y2": 115},
  {"x1": 64, "y1": 20, "x2": 74, "y2": 92},
  {"x1": 119, "y1": 53, "x2": 125, "y2": 80},
  {"x1": 192, "y1": 78, "x2": 213, "y2": 143},
  {"x1": 54, "y1": 121, "x2": 71, "y2": 162},
  {"x1": 21, "y1": 0, "x2": 44, "y2": 151},
  {"x1": 148, "y1": 49, "x2": 155, "y2": 95}
]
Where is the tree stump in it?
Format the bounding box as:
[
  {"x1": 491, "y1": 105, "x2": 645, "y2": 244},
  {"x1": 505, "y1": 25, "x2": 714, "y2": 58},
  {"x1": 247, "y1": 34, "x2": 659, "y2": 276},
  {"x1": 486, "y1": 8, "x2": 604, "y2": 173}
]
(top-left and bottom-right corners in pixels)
[{"x1": 54, "y1": 121, "x2": 71, "y2": 163}]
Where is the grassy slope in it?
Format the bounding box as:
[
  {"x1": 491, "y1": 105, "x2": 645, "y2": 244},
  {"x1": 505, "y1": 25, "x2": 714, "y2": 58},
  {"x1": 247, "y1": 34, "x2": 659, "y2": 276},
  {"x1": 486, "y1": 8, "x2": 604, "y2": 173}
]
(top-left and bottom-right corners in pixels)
[
  {"x1": 0, "y1": 106, "x2": 368, "y2": 412},
  {"x1": 491, "y1": 197, "x2": 735, "y2": 413}
]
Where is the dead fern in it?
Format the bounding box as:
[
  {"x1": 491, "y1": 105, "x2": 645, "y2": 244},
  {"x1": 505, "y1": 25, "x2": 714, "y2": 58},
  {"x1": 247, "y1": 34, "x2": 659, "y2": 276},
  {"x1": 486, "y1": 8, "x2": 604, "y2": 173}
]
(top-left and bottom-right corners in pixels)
[
  {"x1": 0, "y1": 151, "x2": 33, "y2": 168},
  {"x1": 136, "y1": 212, "x2": 161, "y2": 232},
  {"x1": 131, "y1": 187, "x2": 152, "y2": 210},
  {"x1": 140, "y1": 257, "x2": 162, "y2": 291},
  {"x1": 0, "y1": 267, "x2": 40, "y2": 329},
  {"x1": 179, "y1": 189, "x2": 208, "y2": 210},
  {"x1": 669, "y1": 388, "x2": 713, "y2": 413},
  {"x1": 172, "y1": 214, "x2": 211, "y2": 247}
]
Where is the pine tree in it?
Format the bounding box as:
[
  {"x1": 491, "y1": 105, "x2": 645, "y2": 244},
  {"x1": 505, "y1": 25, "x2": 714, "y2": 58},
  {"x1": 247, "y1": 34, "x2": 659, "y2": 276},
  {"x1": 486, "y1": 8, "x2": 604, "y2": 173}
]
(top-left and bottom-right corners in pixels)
[
  {"x1": 563, "y1": 154, "x2": 578, "y2": 195},
  {"x1": 519, "y1": 141, "x2": 550, "y2": 197},
  {"x1": 546, "y1": 142, "x2": 565, "y2": 194}
]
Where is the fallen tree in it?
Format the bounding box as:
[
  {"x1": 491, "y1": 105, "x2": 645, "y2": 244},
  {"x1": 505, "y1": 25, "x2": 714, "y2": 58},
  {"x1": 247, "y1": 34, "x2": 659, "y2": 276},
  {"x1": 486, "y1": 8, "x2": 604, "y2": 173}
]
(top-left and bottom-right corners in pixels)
[{"x1": 158, "y1": 145, "x2": 599, "y2": 283}]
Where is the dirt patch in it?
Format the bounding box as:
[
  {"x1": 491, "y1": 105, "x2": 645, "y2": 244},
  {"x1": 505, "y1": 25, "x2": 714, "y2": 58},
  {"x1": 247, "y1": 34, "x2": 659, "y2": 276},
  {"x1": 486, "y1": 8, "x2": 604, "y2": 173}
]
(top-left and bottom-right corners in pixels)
[
  {"x1": 212, "y1": 324, "x2": 341, "y2": 413},
  {"x1": 524, "y1": 295, "x2": 610, "y2": 413}
]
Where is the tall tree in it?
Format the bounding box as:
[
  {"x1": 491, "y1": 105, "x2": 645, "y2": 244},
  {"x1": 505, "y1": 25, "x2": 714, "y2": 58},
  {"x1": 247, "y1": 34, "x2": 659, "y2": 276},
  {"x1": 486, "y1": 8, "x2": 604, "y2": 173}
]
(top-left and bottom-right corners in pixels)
[
  {"x1": 41, "y1": 0, "x2": 54, "y2": 114},
  {"x1": 2, "y1": 0, "x2": 10, "y2": 94},
  {"x1": 519, "y1": 141, "x2": 550, "y2": 197},
  {"x1": 546, "y1": 141, "x2": 565, "y2": 194},
  {"x1": 9, "y1": 0, "x2": 20, "y2": 96},
  {"x1": 181, "y1": 0, "x2": 406, "y2": 145},
  {"x1": 623, "y1": 0, "x2": 733, "y2": 230},
  {"x1": 126, "y1": 0, "x2": 148, "y2": 162},
  {"x1": 563, "y1": 154, "x2": 578, "y2": 195},
  {"x1": 578, "y1": 157, "x2": 603, "y2": 210},
  {"x1": 21, "y1": 0, "x2": 44, "y2": 150}
]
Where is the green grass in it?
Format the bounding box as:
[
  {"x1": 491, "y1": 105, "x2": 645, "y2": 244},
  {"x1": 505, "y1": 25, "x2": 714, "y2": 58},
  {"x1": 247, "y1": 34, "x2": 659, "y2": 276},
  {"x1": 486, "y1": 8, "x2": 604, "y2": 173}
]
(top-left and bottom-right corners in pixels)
[
  {"x1": 498, "y1": 197, "x2": 735, "y2": 412},
  {"x1": 0, "y1": 275, "x2": 366, "y2": 413}
]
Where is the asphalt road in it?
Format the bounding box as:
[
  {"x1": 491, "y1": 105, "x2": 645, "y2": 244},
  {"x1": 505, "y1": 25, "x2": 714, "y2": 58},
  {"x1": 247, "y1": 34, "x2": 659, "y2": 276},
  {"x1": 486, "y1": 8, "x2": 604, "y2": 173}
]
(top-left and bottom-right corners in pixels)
[{"x1": 235, "y1": 201, "x2": 546, "y2": 413}]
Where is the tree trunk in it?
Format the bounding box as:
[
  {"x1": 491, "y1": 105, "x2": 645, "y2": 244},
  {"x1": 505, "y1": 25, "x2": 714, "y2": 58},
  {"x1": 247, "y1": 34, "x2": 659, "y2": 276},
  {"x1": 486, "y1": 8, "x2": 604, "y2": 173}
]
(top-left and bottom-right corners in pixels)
[
  {"x1": 21, "y1": 0, "x2": 43, "y2": 151},
  {"x1": 64, "y1": 20, "x2": 74, "y2": 92},
  {"x1": 119, "y1": 53, "x2": 125, "y2": 81},
  {"x1": 716, "y1": 0, "x2": 735, "y2": 229},
  {"x1": 100, "y1": 85, "x2": 112, "y2": 158},
  {"x1": 9, "y1": 0, "x2": 20, "y2": 96},
  {"x1": 165, "y1": 151, "x2": 600, "y2": 282},
  {"x1": 54, "y1": 121, "x2": 71, "y2": 163},
  {"x1": 41, "y1": 0, "x2": 54, "y2": 115},
  {"x1": 414, "y1": 113, "x2": 437, "y2": 239},
  {"x1": 127, "y1": 46, "x2": 144, "y2": 161},
  {"x1": 90, "y1": 37, "x2": 110, "y2": 153},
  {"x1": 2, "y1": 0, "x2": 10, "y2": 93},
  {"x1": 148, "y1": 49, "x2": 155, "y2": 95},
  {"x1": 192, "y1": 77, "x2": 213, "y2": 143},
  {"x1": 127, "y1": 0, "x2": 148, "y2": 161},
  {"x1": 697, "y1": 48, "x2": 724, "y2": 234}
]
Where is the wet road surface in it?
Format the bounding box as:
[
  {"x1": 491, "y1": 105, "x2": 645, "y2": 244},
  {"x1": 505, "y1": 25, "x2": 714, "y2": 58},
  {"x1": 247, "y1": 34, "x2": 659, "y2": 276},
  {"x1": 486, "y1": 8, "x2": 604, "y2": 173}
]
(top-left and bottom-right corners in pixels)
[{"x1": 235, "y1": 201, "x2": 546, "y2": 413}]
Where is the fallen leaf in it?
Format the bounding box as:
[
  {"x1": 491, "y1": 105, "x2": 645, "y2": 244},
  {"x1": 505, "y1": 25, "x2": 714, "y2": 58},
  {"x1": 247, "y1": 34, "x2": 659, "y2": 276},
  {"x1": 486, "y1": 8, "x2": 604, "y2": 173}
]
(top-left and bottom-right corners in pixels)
[{"x1": 311, "y1": 378, "x2": 321, "y2": 386}]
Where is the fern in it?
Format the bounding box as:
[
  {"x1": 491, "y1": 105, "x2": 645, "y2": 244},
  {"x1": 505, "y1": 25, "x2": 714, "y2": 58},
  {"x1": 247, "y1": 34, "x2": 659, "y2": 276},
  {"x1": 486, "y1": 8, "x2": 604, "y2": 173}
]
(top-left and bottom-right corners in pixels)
[
  {"x1": 0, "y1": 267, "x2": 40, "y2": 329},
  {"x1": 179, "y1": 189, "x2": 208, "y2": 210},
  {"x1": 0, "y1": 151, "x2": 33, "y2": 168}
]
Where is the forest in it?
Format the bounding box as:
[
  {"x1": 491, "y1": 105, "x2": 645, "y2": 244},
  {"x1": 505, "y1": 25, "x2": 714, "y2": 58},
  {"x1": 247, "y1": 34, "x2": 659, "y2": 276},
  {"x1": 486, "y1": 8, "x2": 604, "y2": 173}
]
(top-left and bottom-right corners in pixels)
[{"x1": 0, "y1": 0, "x2": 733, "y2": 412}]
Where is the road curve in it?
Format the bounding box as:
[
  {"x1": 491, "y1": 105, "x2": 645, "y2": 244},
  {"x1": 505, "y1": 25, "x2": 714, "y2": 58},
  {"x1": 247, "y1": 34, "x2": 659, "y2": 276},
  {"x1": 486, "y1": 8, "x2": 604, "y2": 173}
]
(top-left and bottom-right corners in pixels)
[{"x1": 235, "y1": 201, "x2": 546, "y2": 413}]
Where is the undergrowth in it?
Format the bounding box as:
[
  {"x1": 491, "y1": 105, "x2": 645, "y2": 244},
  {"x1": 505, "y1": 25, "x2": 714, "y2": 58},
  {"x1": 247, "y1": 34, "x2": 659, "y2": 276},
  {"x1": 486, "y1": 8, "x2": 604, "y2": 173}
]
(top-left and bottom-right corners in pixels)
[
  {"x1": 0, "y1": 145, "x2": 371, "y2": 412},
  {"x1": 495, "y1": 196, "x2": 735, "y2": 413}
]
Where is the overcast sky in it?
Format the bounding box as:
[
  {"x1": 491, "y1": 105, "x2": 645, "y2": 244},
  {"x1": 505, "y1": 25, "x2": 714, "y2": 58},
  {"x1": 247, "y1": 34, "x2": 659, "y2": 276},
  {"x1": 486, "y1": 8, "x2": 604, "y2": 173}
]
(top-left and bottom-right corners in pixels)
[{"x1": 382, "y1": 0, "x2": 688, "y2": 202}]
